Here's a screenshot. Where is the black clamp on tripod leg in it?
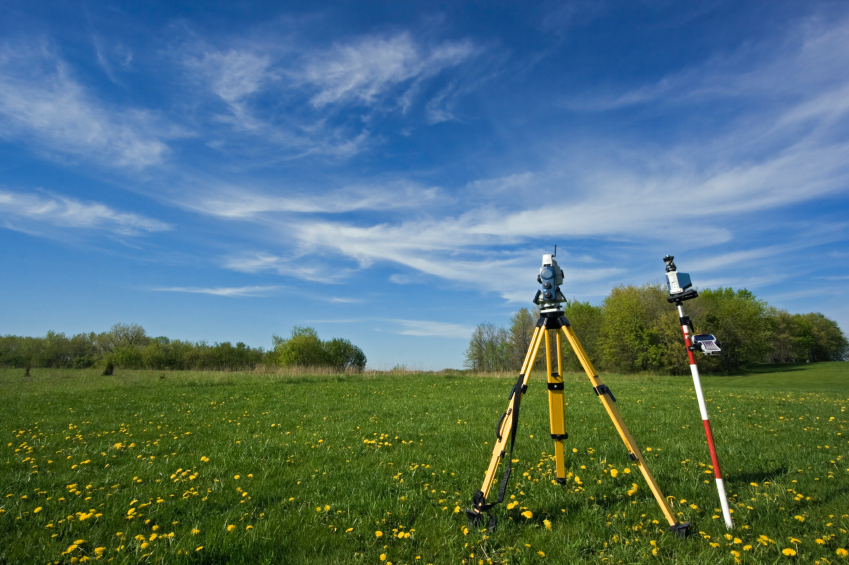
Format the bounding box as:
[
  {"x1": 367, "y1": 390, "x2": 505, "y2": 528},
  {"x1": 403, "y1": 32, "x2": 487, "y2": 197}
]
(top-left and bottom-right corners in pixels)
[{"x1": 669, "y1": 521, "x2": 691, "y2": 538}]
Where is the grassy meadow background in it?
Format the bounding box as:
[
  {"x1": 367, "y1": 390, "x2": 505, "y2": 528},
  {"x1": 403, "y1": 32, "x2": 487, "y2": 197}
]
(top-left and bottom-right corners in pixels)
[{"x1": 1, "y1": 363, "x2": 847, "y2": 564}]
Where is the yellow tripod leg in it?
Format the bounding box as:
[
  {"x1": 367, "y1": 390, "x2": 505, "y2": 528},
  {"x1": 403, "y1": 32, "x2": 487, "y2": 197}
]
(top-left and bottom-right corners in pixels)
[
  {"x1": 545, "y1": 329, "x2": 568, "y2": 482},
  {"x1": 560, "y1": 324, "x2": 688, "y2": 535},
  {"x1": 469, "y1": 325, "x2": 545, "y2": 522}
]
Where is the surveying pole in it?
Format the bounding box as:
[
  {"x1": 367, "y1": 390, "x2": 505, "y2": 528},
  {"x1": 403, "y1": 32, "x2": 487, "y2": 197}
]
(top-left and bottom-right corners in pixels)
[
  {"x1": 663, "y1": 255, "x2": 733, "y2": 529},
  {"x1": 465, "y1": 250, "x2": 690, "y2": 537}
]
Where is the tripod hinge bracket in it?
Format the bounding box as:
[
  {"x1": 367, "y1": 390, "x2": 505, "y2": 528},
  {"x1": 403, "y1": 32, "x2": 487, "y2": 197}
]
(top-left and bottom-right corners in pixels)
[
  {"x1": 550, "y1": 433, "x2": 568, "y2": 441},
  {"x1": 594, "y1": 384, "x2": 617, "y2": 402},
  {"x1": 629, "y1": 452, "x2": 638, "y2": 461},
  {"x1": 547, "y1": 382, "x2": 564, "y2": 391}
]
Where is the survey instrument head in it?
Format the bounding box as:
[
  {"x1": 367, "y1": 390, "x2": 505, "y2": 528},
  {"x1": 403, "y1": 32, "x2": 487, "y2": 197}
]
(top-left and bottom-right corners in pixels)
[
  {"x1": 533, "y1": 251, "x2": 567, "y2": 313},
  {"x1": 663, "y1": 255, "x2": 697, "y2": 302}
]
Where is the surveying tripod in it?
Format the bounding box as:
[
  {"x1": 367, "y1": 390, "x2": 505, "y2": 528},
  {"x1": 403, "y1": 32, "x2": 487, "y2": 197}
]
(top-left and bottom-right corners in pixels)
[{"x1": 466, "y1": 254, "x2": 689, "y2": 536}]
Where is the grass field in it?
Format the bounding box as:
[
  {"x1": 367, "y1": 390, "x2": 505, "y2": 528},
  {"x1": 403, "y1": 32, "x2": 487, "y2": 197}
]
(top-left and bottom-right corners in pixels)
[{"x1": 1, "y1": 363, "x2": 847, "y2": 564}]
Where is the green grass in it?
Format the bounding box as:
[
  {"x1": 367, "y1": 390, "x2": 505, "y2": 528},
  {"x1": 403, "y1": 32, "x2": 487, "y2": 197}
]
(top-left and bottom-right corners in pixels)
[{"x1": 1, "y1": 363, "x2": 847, "y2": 564}]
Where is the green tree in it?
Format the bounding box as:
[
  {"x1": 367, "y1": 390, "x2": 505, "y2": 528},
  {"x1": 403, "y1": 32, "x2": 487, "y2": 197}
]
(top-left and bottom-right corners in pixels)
[
  {"x1": 270, "y1": 327, "x2": 365, "y2": 371},
  {"x1": 507, "y1": 308, "x2": 537, "y2": 370},
  {"x1": 560, "y1": 300, "x2": 604, "y2": 372},
  {"x1": 464, "y1": 323, "x2": 510, "y2": 372},
  {"x1": 693, "y1": 288, "x2": 773, "y2": 373},
  {"x1": 597, "y1": 284, "x2": 683, "y2": 373},
  {"x1": 324, "y1": 338, "x2": 367, "y2": 372}
]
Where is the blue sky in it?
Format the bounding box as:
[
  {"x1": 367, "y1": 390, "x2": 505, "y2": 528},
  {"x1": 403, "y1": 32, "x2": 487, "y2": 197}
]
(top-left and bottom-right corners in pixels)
[{"x1": 2, "y1": 1, "x2": 848, "y2": 369}]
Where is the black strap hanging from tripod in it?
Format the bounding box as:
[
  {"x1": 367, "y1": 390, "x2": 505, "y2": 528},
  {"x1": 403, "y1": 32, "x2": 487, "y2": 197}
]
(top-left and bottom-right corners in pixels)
[{"x1": 468, "y1": 372, "x2": 526, "y2": 531}]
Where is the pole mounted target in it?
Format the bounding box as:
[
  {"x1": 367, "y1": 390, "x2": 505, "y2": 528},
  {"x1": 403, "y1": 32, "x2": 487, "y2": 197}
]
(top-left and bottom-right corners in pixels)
[{"x1": 663, "y1": 255, "x2": 734, "y2": 530}]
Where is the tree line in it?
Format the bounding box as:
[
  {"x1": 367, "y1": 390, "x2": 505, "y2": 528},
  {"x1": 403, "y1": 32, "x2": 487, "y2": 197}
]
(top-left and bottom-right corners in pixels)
[
  {"x1": 0, "y1": 324, "x2": 366, "y2": 372},
  {"x1": 465, "y1": 284, "x2": 848, "y2": 375}
]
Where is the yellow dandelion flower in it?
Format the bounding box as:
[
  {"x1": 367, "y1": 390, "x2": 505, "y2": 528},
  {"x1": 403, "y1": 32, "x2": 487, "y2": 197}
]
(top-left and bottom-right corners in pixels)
[
  {"x1": 94, "y1": 548, "x2": 105, "y2": 556},
  {"x1": 543, "y1": 519, "x2": 552, "y2": 530},
  {"x1": 324, "y1": 504, "x2": 330, "y2": 511},
  {"x1": 454, "y1": 506, "x2": 460, "y2": 513},
  {"x1": 610, "y1": 469, "x2": 618, "y2": 478},
  {"x1": 140, "y1": 542, "x2": 149, "y2": 549},
  {"x1": 731, "y1": 550, "x2": 741, "y2": 557},
  {"x1": 816, "y1": 539, "x2": 825, "y2": 545},
  {"x1": 652, "y1": 548, "x2": 658, "y2": 556},
  {"x1": 521, "y1": 510, "x2": 533, "y2": 519},
  {"x1": 196, "y1": 546, "x2": 203, "y2": 551},
  {"x1": 837, "y1": 548, "x2": 848, "y2": 557},
  {"x1": 462, "y1": 527, "x2": 469, "y2": 535},
  {"x1": 152, "y1": 525, "x2": 159, "y2": 531},
  {"x1": 149, "y1": 533, "x2": 157, "y2": 541},
  {"x1": 246, "y1": 525, "x2": 253, "y2": 530},
  {"x1": 375, "y1": 531, "x2": 383, "y2": 537},
  {"x1": 623, "y1": 468, "x2": 631, "y2": 474},
  {"x1": 234, "y1": 475, "x2": 240, "y2": 480},
  {"x1": 743, "y1": 545, "x2": 752, "y2": 551},
  {"x1": 34, "y1": 507, "x2": 42, "y2": 513},
  {"x1": 782, "y1": 548, "x2": 796, "y2": 556},
  {"x1": 227, "y1": 525, "x2": 236, "y2": 532},
  {"x1": 538, "y1": 551, "x2": 545, "y2": 557},
  {"x1": 191, "y1": 528, "x2": 200, "y2": 535},
  {"x1": 380, "y1": 554, "x2": 387, "y2": 561},
  {"x1": 794, "y1": 515, "x2": 805, "y2": 522},
  {"x1": 345, "y1": 528, "x2": 353, "y2": 533}
]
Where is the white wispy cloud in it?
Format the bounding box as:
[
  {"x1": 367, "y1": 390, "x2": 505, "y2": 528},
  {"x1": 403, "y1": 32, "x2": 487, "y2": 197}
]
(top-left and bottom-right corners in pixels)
[
  {"x1": 152, "y1": 285, "x2": 281, "y2": 297},
  {"x1": 394, "y1": 319, "x2": 475, "y2": 339},
  {"x1": 0, "y1": 188, "x2": 171, "y2": 236},
  {"x1": 0, "y1": 42, "x2": 172, "y2": 168},
  {"x1": 181, "y1": 180, "x2": 439, "y2": 219},
  {"x1": 179, "y1": 30, "x2": 481, "y2": 159},
  {"x1": 301, "y1": 32, "x2": 478, "y2": 108}
]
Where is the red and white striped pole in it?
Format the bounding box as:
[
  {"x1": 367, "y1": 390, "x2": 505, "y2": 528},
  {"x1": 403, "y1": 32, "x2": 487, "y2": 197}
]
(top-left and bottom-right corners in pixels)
[{"x1": 677, "y1": 302, "x2": 734, "y2": 529}]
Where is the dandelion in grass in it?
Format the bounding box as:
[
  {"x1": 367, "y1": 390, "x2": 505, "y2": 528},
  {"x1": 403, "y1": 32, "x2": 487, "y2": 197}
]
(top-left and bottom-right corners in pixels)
[
  {"x1": 34, "y1": 507, "x2": 42, "y2": 513},
  {"x1": 538, "y1": 551, "x2": 545, "y2": 557},
  {"x1": 380, "y1": 554, "x2": 387, "y2": 561},
  {"x1": 375, "y1": 531, "x2": 383, "y2": 537},
  {"x1": 794, "y1": 515, "x2": 805, "y2": 522},
  {"x1": 782, "y1": 548, "x2": 797, "y2": 556},
  {"x1": 246, "y1": 525, "x2": 253, "y2": 530},
  {"x1": 522, "y1": 511, "x2": 533, "y2": 519},
  {"x1": 196, "y1": 546, "x2": 203, "y2": 551},
  {"x1": 543, "y1": 519, "x2": 552, "y2": 530},
  {"x1": 743, "y1": 545, "x2": 752, "y2": 551},
  {"x1": 227, "y1": 525, "x2": 236, "y2": 532},
  {"x1": 610, "y1": 469, "x2": 618, "y2": 478},
  {"x1": 94, "y1": 548, "x2": 105, "y2": 556},
  {"x1": 191, "y1": 528, "x2": 200, "y2": 535},
  {"x1": 345, "y1": 528, "x2": 353, "y2": 533},
  {"x1": 324, "y1": 504, "x2": 330, "y2": 511},
  {"x1": 837, "y1": 548, "x2": 848, "y2": 557}
]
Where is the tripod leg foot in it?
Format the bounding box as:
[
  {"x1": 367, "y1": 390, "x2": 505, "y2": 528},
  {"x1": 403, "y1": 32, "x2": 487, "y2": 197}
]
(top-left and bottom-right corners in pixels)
[
  {"x1": 466, "y1": 509, "x2": 483, "y2": 526},
  {"x1": 668, "y1": 521, "x2": 690, "y2": 538},
  {"x1": 465, "y1": 509, "x2": 498, "y2": 532},
  {"x1": 554, "y1": 477, "x2": 568, "y2": 485}
]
